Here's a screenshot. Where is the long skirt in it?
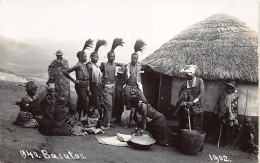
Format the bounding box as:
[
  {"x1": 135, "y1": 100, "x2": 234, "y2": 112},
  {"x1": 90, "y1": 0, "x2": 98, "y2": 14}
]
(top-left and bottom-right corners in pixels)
[
  {"x1": 37, "y1": 109, "x2": 71, "y2": 136},
  {"x1": 179, "y1": 107, "x2": 203, "y2": 132}
]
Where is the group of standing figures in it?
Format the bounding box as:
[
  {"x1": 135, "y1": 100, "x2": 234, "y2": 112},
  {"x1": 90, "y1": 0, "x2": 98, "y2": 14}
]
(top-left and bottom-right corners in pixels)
[
  {"x1": 47, "y1": 38, "x2": 207, "y2": 146},
  {"x1": 49, "y1": 38, "x2": 153, "y2": 131},
  {"x1": 14, "y1": 38, "x2": 257, "y2": 153}
]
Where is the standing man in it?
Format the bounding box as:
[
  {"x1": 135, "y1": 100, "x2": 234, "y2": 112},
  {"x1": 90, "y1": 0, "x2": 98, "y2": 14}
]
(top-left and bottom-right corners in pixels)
[
  {"x1": 215, "y1": 81, "x2": 239, "y2": 148},
  {"x1": 86, "y1": 39, "x2": 106, "y2": 118},
  {"x1": 48, "y1": 50, "x2": 70, "y2": 103},
  {"x1": 63, "y1": 39, "x2": 93, "y2": 119},
  {"x1": 100, "y1": 38, "x2": 124, "y2": 130},
  {"x1": 126, "y1": 39, "x2": 154, "y2": 91}
]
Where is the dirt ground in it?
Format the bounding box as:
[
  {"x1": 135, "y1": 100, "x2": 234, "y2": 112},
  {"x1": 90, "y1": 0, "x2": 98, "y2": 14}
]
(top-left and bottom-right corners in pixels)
[{"x1": 0, "y1": 80, "x2": 258, "y2": 163}]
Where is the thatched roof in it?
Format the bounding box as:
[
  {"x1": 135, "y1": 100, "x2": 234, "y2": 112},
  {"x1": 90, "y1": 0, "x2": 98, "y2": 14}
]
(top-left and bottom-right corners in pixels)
[{"x1": 142, "y1": 14, "x2": 258, "y2": 83}]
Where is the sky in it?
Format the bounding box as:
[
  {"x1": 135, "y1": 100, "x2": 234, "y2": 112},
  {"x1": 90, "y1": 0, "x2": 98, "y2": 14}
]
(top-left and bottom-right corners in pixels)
[{"x1": 0, "y1": 0, "x2": 258, "y2": 63}]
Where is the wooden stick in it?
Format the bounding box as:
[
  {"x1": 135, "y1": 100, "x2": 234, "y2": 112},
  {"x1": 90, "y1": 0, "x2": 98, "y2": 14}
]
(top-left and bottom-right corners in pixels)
[
  {"x1": 188, "y1": 114, "x2": 191, "y2": 131},
  {"x1": 157, "y1": 74, "x2": 162, "y2": 110},
  {"x1": 217, "y1": 122, "x2": 222, "y2": 147}
]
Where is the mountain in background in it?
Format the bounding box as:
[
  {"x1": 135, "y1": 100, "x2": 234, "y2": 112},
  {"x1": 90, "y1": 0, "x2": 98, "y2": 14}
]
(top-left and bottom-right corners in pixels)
[
  {"x1": 0, "y1": 35, "x2": 153, "y2": 79},
  {"x1": 0, "y1": 35, "x2": 53, "y2": 77}
]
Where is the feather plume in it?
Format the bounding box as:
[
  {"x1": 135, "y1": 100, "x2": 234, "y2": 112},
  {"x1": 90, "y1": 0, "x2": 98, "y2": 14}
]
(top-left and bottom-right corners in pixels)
[
  {"x1": 82, "y1": 39, "x2": 93, "y2": 51},
  {"x1": 134, "y1": 39, "x2": 146, "y2": 53},
  {"x1": 94, "y1": 39, "x2": 107, "y2": 52},
  {"x1": 110, "y1": 38, "x2": 124, "y2": 52}
]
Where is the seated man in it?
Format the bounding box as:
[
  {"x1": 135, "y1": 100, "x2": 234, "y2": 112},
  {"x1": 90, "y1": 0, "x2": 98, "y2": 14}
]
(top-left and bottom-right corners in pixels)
[{"x1": 129, "y1": 96, "x2": 173, "y2": 146}]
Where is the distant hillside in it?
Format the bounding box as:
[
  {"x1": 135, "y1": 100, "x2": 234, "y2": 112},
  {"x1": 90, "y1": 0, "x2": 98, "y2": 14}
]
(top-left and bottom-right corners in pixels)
[
  {"x1": 0, "y1": 35, "x2": 52, "y2": 76},
  {"x1": 0, "y1": 67, "x2": 14, "y2": 74}
]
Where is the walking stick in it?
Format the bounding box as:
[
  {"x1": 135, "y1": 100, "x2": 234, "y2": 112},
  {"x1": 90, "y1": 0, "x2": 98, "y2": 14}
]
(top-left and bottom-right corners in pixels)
[{"x1": 217, "y1": 122, "x2": 222, "y2": 147}]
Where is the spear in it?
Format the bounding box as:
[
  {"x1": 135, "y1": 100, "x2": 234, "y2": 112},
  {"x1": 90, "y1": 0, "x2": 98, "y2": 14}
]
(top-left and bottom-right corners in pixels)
[{"x1": 217, "y1": 123, "x2": 222, "y2": 147}]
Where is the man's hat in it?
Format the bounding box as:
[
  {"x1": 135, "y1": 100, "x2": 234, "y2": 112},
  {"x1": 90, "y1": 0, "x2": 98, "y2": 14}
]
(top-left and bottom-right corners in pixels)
[
  {"x1": 225, "y1": 81, "x2": 236, "y2": 89},
  {"x1": 55, "y1": 50, "x2": 63, "y2": 56}
]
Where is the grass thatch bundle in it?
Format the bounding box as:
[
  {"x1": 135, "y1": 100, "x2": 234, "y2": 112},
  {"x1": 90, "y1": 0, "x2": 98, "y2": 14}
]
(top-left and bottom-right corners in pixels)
[{"x1": 142, "y1": 14, "x2": 258, "y2": 83}]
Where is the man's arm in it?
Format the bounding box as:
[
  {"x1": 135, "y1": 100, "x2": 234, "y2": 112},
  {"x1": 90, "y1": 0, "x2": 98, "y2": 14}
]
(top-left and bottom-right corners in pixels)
[
  {"x1": 123, "y1": 86, "x2": 132, "y2": 110},
  {"x1": 114, "y1": 62, "x2": 125, "y2": 67},
  {"x1": 224, "y1": 94, "x2": 233, "y2": 117},
  {"x1": 86, "y1": 62, "x2": 93, "y2": 79},
  {"x1": 62, "y1": 59, "x2": 69, "y2": 69},
  {"x1": 63, "y1": 64, "x2": 80, "y2": 84},
  {"x1": 140, "y1": 103, "x2": 147, "y2": 131},
  {"x1": 197, "y1": 78, "x2": 205, "y2": 100}
]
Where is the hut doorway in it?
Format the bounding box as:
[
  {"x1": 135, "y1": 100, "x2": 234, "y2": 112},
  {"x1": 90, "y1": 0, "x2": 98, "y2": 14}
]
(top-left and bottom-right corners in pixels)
[
  {"x1": 142, "y1": 73, "x2": 172, "y2": 119},
  {"x1": 157, "y1": 75, "x2": 172, "y2": 119},
  {"x1": 142, "y1": 72, "x2": 160, "y2": 109}
]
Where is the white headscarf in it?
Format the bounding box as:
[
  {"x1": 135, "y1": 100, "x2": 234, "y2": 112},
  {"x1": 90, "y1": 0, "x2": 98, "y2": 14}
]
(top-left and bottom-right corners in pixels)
[{"x1": 180, "y1": 65, "x2": 197, "y2": 75}]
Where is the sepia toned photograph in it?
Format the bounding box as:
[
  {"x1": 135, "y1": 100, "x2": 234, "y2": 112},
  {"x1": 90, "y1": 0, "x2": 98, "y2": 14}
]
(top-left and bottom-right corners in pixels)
[{"x1": 0, "y1": 0, "x2": 258, "y2": 162}]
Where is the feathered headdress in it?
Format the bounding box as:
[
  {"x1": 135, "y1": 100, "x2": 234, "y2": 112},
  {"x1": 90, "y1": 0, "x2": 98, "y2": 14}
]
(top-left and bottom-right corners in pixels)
[
  {"x1": 134, "y1": 39, "x2": 146, "y2": 54},
  {"x1": 82, "y1": 39, "x2": 94, "y2": 51},
  {"x1": 94, "y1": 39, "x2": 107, "y2": 53},
  {"x1": 110, "y1": 38, "x2": 124, "y2": 53}
]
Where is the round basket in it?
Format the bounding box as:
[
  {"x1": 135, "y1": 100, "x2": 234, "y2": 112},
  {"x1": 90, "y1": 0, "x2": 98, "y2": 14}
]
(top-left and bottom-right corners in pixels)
[
  {"x1": 130, "y1": 135, "x2": 156, "y2": 150},
  {"x1": 181, "y1": 129, "x2": 205, "y2": 155}
]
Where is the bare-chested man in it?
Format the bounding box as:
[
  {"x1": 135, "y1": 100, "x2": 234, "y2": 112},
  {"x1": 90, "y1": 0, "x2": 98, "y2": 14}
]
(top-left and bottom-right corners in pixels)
[
  {"x1": 86, "y1": 40, "x2": 106, "y2": 118},
  {"x1": 64, "y1": 40, "x2": 93, "y2": 119},
  {"x1": 100, "y1": 38, "x2": 124, "y2": 130}
]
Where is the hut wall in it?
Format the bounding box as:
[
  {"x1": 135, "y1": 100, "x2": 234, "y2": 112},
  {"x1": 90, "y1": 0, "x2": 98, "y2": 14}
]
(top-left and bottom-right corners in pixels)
[
  {"x1": 171, "y1": 78, "x2": 258, "y2": 116},
  {"x1": 236, "y1": 83, "x2": 258, "y2": 116}
]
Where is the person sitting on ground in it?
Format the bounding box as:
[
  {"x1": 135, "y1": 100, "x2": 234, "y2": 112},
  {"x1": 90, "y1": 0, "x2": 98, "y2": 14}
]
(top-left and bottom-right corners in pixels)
[
  {"x1": 237, "y1": 117, "x2": 258, "y2": 155},
  {"x1": 37, "y1": 84, "x2": 71, "y2": 136},
  {"x1": 81, "y1": 106, "x2": 101, "y2": 128},
  {"x1": 14, "y1": 81, "x2": 42, "y2": 128},
  {"x1": 129, "y1": 96, "x2": 173, "y2": 146}
]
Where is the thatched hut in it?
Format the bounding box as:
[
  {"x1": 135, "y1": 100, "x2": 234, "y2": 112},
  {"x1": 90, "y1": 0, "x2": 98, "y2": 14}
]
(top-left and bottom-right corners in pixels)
[{"x1": 141, "y1": 14, "x2": 258, "y2": 137}]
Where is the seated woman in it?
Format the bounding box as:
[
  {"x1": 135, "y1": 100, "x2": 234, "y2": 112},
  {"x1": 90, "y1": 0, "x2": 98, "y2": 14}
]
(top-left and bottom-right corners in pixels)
[
  {"x1": 37, "y1": 84, "x2": 71, "y2": 136},
  {"x1": 14, "y1": 81, "x2": 42, "y2": 128},
  {"x1": 129, "y1": 96, "x2": 173, "y2": 146}
]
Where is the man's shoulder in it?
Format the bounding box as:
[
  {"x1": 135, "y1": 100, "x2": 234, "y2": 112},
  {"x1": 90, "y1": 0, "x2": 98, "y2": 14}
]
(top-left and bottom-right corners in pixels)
[
  {"x1": 196, "y1": 77, "x2": 203, "y2": 82},
  {"x1": 49, "y1": 59, "x2": 57, "y2": 66},
  {"x1": 62, "y1": 59, "x2": 68, "y2": 63},
  {"x1": 74, "y1": 62, "x2": 81, "y2": 67}
]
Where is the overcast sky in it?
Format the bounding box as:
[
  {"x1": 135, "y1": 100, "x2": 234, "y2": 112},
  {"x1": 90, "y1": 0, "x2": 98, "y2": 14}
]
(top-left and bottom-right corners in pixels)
[{"x1": 0, "y1": 0, "x2": 258, "y2": 63}]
